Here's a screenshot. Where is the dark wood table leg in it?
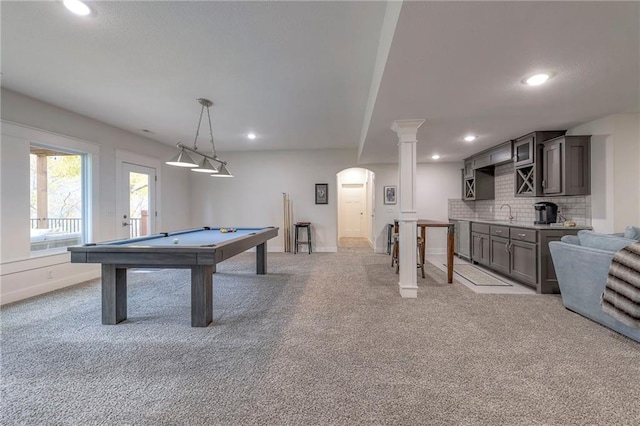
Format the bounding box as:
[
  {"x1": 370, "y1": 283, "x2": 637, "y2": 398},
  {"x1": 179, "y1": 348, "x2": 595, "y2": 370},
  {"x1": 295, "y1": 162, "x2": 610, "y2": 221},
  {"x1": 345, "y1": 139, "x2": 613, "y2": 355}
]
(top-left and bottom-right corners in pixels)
[
  {"x1": 447, "y1": 225, "x2": 455, "y2": 284},
  {"x1": 420, "y1": 226, "x2": 427, "y2": 267},
  {"x1": 191, "y1": 265, "x2": 213, "y2": 327},
  {"x1": 102, "y1": 264, "x2": 127, "y2": 325},
  {"x1": 257, "y1": 242, "x2": 267, "y2": 275}
]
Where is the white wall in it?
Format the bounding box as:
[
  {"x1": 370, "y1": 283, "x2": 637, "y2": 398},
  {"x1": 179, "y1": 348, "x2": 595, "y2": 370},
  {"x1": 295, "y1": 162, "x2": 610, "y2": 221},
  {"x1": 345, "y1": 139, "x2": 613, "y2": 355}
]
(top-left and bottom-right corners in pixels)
[
  {"x1": 567, "y1": 113, "x2": 640, "y2": 233},
  {"x1": 189, "y1": 152, "x2": 463, "y2": 255},
  {"x1": 0, "y1": 89, "x2": 191, "y2": 304},
  {"x1": 361, "y1": 161, "x2": 463, "y2": 253},
  {"x1": 416, "y1": 162, "x2": 464, "y2": 252},
  {"x1": 188, "y1": 149, "x2": 359, "y2": 252}
]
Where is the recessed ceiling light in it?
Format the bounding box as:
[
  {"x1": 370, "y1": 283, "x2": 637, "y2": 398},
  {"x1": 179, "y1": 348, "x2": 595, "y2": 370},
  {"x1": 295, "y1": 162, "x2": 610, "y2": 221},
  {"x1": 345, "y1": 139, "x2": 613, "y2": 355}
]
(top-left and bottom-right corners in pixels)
[
  {"x1": 464, "y1": 135, "x2": 476, "y2": 142},
  {"x1": 431, "y1": 154, "x2": 440, "y2": 160},
  {"x1": 524, "y1": 73, "x2": 551, "y2": 86},
  {"x1": 247, "y1": 133, "x2": 256, "y2": 140},
  {"x1": 63, "y1": 0, "x2": 92, "y2": 16}
]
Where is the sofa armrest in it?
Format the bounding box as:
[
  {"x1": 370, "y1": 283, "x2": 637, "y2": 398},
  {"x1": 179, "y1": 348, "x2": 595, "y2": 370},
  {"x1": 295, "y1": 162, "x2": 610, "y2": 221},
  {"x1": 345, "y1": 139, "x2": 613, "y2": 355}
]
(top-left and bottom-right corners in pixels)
[
  {"x1": 549, "y1": 241, "x2": 614, "y2": 309},
  {"x1": 560, "y1": 235, "x2": 580, "y2": 245},
  {"x1": 549, "y1": 240, "x2": 640, "y2": 342}
]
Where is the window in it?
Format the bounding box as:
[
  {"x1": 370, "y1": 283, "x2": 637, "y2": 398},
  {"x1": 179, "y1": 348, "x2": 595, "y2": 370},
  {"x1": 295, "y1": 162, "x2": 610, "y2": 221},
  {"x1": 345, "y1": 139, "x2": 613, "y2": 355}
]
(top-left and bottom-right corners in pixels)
[{"x1": 29, "y1": 145, "x2": 87, "y2": 252}]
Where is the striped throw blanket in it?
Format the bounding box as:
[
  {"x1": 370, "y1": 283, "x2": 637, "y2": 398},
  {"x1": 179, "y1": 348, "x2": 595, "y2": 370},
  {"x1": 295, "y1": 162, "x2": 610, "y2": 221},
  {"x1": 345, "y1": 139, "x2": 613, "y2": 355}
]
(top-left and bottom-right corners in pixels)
[{"x1": 602, "y1": 241, "x2": 640, "y2": 328}]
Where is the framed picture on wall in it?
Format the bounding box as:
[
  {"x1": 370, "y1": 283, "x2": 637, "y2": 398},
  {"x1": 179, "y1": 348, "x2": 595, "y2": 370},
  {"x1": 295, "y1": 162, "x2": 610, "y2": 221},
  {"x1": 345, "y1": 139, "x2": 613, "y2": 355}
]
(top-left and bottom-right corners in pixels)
[
  {"x1": 315, "y1": 183, "x2": 328, "y2": 204},
  {"x1": 384, "y1": 186, "x2": 397, "y2": 205}
]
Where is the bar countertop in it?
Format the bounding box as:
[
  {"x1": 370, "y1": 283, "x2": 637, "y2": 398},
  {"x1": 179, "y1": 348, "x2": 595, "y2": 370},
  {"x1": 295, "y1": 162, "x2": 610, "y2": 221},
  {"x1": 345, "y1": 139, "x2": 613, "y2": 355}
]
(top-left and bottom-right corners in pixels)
[{"x1": 448, "y1": 217, "x2": 592, "y2": 231}]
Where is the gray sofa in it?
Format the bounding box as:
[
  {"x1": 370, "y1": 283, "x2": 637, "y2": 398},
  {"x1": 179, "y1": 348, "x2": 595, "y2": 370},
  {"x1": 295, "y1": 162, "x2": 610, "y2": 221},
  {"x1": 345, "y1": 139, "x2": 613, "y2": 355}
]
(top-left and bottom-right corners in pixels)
[{"x1": 549, "y1": 230, "x2": 640, "y2": 343}]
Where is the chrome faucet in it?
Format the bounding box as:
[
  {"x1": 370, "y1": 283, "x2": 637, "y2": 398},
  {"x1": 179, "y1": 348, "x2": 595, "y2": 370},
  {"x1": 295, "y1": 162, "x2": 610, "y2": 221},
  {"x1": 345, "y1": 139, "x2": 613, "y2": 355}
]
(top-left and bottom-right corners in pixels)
[{"x1": 500, "y1": 204, "x2": 514, "y2": 222}]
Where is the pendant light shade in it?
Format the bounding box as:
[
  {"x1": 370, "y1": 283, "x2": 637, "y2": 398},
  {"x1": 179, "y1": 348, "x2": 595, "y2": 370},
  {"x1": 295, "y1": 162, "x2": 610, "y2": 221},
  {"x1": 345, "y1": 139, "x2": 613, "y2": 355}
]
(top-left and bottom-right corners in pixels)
[
  {"x1": 166, "y1": 148, "x2": 198, "y2": 167},
  {"x1": 191, "y1": 157, "x2": 219, "y2": 173},
  {"x1": 166, "y1": 97, "x2": 233, "y2": 177},
  {"x1": 211, "y1": 163, "x2": 233, "y2": 177}
]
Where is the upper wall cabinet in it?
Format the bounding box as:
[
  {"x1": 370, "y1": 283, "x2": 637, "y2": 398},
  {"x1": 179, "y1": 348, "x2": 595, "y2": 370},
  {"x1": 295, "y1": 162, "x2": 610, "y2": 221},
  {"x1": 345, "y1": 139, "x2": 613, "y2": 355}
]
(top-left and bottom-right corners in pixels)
[
  {"x1": 513, "y1": 135, "x2": 534, "y2": 166},
  {"x1": 541, "y1": 135, "x2": 591, "y2": 196},
  {"x1": 462, "y1": 141, "x2": 510, "y2": 200},
  {"x1": 472, "y1": 141, "x2": 513, "y2": 170},
  {"x1": 513, "y1": 131, "x2": 566, "y2": 197},
  {"x1": 463, "y1": 160, "x2": 474, "y2": 179}
]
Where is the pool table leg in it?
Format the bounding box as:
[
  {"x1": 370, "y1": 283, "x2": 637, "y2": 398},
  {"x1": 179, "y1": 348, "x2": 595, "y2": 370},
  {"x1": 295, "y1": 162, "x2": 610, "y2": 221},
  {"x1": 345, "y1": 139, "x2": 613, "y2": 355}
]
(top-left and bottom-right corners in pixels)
[
  {"x1": 102, "y1": 264, "x2": 127, "y2": 325},
  {"x1": 257, "y1": 242, "x2": 267, "y2": 274},
  {"x1": 191, "y1": 265, "x2": 213, "y2": 327}
]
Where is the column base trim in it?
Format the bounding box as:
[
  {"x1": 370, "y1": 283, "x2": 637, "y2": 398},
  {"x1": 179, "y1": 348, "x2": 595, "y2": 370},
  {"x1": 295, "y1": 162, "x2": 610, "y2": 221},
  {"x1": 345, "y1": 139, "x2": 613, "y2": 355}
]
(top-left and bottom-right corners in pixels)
[{"x1": 398, "y1": 283, "x2": 418, "y2": 298}]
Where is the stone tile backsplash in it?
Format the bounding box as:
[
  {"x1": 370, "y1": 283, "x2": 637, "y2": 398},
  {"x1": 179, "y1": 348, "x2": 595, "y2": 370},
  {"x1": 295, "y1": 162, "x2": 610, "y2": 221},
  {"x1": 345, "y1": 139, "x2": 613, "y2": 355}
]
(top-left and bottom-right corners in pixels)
[{"x1": 448, "y1": 163, "x2": 591, "y2": 226}]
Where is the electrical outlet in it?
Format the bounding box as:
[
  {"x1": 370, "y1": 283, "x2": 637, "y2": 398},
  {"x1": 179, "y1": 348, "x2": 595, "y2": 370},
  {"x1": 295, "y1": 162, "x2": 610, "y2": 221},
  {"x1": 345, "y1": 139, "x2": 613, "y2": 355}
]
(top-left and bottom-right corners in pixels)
[{"x1": 47, "y1": 270, "x2": 54, "y2": 280}]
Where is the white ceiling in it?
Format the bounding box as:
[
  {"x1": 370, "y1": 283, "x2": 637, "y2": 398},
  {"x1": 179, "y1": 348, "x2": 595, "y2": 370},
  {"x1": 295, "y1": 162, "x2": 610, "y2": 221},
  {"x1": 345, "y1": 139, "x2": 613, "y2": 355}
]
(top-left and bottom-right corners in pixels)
[{"x1": 2, "y1": 1, "x2": 639, "y2": 164}]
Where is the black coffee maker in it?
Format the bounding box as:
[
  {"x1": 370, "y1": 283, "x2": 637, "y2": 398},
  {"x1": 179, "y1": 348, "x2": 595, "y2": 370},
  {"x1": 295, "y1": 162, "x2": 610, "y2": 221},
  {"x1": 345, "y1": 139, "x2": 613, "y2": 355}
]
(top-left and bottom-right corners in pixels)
[{"x1": 534, "y1": 202, "x2": 558, "y2": 224}]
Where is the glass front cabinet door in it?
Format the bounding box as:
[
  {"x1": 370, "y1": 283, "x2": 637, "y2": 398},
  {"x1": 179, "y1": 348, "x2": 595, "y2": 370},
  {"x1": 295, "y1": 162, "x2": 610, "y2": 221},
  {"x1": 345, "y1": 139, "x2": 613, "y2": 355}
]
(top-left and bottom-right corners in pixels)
[{"x1": 513, "y1": 134, "x2": 534, "y2": 166}]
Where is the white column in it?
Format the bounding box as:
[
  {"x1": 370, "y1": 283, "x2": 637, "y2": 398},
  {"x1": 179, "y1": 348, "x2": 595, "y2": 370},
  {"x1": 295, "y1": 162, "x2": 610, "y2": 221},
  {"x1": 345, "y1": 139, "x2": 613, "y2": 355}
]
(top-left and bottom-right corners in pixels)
[{"x1": 391, "y1": 119, "x2": 424, "y2": 298}]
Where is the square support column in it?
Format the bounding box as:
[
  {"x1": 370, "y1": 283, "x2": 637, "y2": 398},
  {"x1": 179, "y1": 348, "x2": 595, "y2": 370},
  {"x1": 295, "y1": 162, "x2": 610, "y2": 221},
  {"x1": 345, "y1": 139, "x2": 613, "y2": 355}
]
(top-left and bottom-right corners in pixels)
[{"x1": 392, "y1": 119, "x2": 425, "y2": 298}]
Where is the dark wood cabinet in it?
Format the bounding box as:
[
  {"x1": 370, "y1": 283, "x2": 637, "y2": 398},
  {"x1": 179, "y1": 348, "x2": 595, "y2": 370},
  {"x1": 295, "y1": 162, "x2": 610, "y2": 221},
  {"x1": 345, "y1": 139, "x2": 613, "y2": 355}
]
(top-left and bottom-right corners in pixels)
[
  {"x1": 510, "y1": 240, "x2": 537, "y2": 286},
  {"x1": 513, "y1": 131, "x2": 566, "y2": 197},
  {"x1": 471, "y1": 232, "x2": 490, "y2": 266},
  {"x1": 537, "y1": 230, "x2": 580, "y2": 293},
  {"x1": 541, "y1": 135, "x2": 591, "y2": 196},
  {"x1": 489, "y1": 225, "x2": 510, "y2": 275},
  {"x1": 463, "y1": 160, "x2": 474, "y2": 178},
  {"x1": 463, "y1": 168, "x2": 494, "y2": 200},
  {"x1": 513, "y1": 135, "x2": 535, "y2": 166},
  {"x1": 471, "y1": 223, "x2": 490, "y2": 266},
  {"x1": 463, "y1": 176, "x2": 475, "y2": 200},
  {"x1": 541, "y1": 140, "x2": 562, "y2": 194},
  {"x1": 473, "y1": 141, "x2": 513, "y2": 169},
  {"x1": 461, "y1": 142, "x2": 511, "y2": 200},
  {"x1": 466, "y1": 222, "x2": 582, "y2": 293},
  {"x1": 490, "y1": 235, "x2": 510, "y2": 275}
]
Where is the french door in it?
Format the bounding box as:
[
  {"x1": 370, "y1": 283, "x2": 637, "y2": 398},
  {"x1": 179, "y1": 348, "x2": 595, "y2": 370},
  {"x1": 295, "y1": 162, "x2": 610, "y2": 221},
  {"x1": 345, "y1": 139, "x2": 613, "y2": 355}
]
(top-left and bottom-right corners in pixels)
[{"x1": 120, "y1": 162, "x2": 156, "y2": 239}]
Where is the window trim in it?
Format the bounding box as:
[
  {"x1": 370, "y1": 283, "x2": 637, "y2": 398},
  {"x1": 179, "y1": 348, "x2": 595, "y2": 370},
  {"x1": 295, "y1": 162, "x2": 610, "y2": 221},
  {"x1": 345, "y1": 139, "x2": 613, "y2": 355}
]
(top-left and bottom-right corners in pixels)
[{"x1": 2, "y1": 121, "x2": 99, "y2": 257}]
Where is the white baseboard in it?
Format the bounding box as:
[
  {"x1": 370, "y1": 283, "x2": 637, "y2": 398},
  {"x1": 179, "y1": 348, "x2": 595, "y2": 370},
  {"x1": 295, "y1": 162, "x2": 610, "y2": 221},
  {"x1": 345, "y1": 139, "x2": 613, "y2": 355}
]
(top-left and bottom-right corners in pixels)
[
  {"x1": 1, "y1": 270, "x2": 100, "y2": 305},
  {"x1": 313, "y1": 247, "x2": 338, "y2": 253}
]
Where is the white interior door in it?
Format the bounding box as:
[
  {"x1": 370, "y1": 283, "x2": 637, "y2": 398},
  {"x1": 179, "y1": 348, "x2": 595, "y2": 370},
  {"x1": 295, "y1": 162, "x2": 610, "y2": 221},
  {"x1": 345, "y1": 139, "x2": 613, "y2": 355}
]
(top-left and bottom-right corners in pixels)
[
  {"x1": 341, "y1": 183, "x2": 365, "y2": 238},
  {"x1": 120, "y1": 162, "x2": 156, "y2": 239}
]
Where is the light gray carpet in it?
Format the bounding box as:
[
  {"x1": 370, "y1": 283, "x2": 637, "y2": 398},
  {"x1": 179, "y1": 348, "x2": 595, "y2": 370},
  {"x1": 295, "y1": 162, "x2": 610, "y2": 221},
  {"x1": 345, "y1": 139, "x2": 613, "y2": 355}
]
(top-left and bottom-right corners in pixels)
[{"x1": 1, "y1": 251, "x2": 639, "y2": 425}]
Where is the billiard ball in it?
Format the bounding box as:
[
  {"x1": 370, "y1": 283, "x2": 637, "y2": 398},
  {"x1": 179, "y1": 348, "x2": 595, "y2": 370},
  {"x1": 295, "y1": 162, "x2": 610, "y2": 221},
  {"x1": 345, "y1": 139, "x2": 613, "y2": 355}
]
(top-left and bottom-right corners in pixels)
[{"x1": 173, "y1": 238, "x2": 179, "y2": 244}]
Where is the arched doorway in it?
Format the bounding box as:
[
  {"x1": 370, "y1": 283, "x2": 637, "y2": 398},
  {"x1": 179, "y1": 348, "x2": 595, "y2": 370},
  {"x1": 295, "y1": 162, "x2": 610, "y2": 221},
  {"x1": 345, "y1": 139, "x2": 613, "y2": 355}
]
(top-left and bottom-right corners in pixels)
[{"x1": 336, "y1": 168, "x2": 375, "y2": 252}]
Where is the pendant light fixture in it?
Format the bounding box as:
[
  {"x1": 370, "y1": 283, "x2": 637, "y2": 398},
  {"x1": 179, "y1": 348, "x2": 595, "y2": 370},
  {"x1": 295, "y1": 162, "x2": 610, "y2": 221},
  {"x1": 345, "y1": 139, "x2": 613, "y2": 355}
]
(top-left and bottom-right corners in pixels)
[{"x1": 166, "y1": 98, "x2": 232, "y2": 177}]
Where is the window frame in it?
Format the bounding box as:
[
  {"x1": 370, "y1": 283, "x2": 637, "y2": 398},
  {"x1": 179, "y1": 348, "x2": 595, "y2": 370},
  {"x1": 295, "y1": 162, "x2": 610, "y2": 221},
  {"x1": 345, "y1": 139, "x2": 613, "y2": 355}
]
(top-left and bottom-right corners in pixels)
[
  {"x1": 29, "y1": 143, "x2": 89, "y2": 253},
  {"x1": 1, "y1": 121, "x2": 99, "y2": 259}
]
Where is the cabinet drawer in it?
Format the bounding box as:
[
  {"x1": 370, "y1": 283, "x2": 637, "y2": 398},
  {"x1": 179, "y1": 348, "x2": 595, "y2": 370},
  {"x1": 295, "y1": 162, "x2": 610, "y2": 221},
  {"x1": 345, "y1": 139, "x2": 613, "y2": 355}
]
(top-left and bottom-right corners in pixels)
[
  {"x1": 510, "y1": 228, "x2": 537, "y2": 243},
  {"x1": 490, "y1": 225, "x2": 509, "y2": 238},
  {"x1": 471, "y1": 223, "x2": 489, "y2": 234}
]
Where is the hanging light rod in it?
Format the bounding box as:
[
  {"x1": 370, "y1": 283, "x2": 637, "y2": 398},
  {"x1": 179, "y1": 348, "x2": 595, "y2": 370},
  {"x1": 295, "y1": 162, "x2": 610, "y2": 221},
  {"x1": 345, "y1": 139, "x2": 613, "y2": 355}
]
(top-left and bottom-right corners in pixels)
[{"x1": 166, "y1": 98, "x2": 233, "y2": 177}]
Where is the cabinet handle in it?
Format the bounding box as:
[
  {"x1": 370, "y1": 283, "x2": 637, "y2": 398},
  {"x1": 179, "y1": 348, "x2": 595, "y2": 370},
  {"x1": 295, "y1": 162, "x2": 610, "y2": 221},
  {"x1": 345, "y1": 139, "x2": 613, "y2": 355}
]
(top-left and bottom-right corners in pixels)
[
  {"x1": 504, "y1": 242, "x2": 509, "y2": 253},
  {"x1": 495, "y1": 230, "x2": 502, "y2": 234},
  {"x1": 518, "y1": 233, "x2": 526, "y2": 238}
]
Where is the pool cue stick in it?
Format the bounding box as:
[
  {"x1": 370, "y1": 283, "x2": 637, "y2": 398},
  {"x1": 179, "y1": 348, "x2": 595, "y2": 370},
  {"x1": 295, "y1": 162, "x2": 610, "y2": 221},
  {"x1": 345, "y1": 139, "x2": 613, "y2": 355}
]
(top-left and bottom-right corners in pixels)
[{"x1": 283, "y1": 193, "x2": 290, "y2": 252}]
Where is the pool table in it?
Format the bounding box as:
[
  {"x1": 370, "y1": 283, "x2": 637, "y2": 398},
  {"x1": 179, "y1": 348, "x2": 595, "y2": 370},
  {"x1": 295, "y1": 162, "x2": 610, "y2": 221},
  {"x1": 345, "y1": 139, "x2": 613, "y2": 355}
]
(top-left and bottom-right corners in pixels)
[{"x1": 68, "y1": 226, "x2": 279, "y2": 327}]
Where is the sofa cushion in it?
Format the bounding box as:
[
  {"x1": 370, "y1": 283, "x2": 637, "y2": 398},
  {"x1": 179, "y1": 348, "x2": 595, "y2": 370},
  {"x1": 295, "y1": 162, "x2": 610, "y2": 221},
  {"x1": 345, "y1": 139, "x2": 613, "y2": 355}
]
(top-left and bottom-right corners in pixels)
[
  {"x1": 624, "y1": 226, "x2": 640, "y2": 240},
  {"x1": 577, "y1": 230, "x2": 636, "y2": 252}
]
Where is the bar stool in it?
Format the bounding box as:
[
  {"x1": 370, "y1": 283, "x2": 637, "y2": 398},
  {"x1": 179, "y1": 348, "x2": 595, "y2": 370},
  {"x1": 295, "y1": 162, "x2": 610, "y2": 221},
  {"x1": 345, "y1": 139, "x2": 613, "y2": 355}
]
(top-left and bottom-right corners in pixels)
[
  {"x1": 391, "y1": 220, "x2": 399, "y2": 266},
  {"x1": 294, "y1": 222, "x2": 312, "y2": 254},
  {"x1": 393, "y1": 235, "x2": 425, "y2": 279}
]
